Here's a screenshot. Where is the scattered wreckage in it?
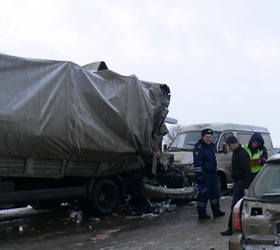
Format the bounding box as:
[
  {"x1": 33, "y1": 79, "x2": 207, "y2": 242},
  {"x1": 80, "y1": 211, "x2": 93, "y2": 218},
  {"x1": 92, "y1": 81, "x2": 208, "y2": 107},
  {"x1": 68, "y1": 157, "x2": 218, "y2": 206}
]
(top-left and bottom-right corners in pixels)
[{"x1": 0, "y1": 53, "x2": 195, "y2": 216}]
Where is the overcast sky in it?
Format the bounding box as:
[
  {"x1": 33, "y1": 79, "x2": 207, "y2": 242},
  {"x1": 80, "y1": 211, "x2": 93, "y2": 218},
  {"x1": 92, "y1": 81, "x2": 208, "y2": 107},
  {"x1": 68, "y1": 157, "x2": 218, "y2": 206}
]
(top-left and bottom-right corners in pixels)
[{"x1": 1, "y1": 0, "x2": 280, "y2": 146}]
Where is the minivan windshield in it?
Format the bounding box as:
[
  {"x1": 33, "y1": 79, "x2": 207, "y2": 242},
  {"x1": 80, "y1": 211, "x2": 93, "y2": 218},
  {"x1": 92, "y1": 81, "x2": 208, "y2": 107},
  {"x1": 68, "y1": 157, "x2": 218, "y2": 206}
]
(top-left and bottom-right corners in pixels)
[
  {"x1": 253, "y1": 163, "x2": 280, "y2": 198},
  {"x1": 168, "y1": 131, "x2": 221, "y2": 151}
]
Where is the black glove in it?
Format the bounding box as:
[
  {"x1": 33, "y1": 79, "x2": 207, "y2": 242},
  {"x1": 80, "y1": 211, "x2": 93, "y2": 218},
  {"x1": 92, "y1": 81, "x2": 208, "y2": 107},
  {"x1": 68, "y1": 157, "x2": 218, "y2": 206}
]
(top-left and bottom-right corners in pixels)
[{"x1": 196, "y1": 176, "x2": 204, "y2": 184}]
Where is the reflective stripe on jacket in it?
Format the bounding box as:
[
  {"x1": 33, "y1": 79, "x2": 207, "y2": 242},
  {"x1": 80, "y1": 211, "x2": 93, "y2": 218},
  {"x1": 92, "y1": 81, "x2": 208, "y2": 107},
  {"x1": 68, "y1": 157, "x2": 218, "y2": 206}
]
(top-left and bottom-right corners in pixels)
[
  {"x1": 243, "y1": 144, "x2": 263, "y2": 173},
  {"x1": 193, "y1": 139, "x2": 217, "y2": 177}
]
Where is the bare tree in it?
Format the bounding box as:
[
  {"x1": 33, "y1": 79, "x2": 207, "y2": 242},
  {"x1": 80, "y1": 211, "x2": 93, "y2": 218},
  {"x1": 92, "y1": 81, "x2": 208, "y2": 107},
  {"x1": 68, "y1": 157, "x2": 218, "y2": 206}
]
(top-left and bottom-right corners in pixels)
[{"x1": 163, "y1": 124, "x2": 185, "y2": 146}]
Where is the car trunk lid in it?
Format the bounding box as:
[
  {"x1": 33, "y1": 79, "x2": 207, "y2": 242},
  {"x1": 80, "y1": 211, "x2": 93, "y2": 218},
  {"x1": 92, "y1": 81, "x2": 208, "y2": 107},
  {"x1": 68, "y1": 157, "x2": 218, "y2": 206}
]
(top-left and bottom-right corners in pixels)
[{"x1": 242, "y1": 199, "x2": 280, "y2": 246}]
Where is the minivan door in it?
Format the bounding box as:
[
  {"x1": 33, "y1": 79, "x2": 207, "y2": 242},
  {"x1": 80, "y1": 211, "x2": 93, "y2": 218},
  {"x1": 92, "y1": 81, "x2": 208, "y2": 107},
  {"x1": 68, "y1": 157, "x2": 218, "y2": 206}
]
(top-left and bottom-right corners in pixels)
[{"x1": 216, "y1": 132, "x2": 234, "y2": 183}]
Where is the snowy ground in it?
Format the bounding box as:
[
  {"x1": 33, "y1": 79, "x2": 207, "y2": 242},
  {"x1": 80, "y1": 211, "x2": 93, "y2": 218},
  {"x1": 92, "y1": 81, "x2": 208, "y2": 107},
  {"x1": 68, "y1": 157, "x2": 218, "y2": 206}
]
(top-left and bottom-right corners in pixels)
[{"x1": 0, "y1": 196, "x2": 233, "y2": 250}]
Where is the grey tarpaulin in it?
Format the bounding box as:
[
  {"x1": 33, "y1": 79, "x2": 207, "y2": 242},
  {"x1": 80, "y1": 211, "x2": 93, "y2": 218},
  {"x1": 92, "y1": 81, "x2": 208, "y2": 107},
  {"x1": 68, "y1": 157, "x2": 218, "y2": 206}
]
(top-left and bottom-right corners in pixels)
[{"x1": 0, "y1": 53, "x2": 170, "y2": 173}]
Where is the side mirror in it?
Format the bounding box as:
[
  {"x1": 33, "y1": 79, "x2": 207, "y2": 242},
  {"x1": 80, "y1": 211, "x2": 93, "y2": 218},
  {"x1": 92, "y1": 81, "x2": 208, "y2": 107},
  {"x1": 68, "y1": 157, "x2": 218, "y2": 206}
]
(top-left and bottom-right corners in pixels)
[{"x1": 222, "y1": 143, "x2": 228, "y2": 154}]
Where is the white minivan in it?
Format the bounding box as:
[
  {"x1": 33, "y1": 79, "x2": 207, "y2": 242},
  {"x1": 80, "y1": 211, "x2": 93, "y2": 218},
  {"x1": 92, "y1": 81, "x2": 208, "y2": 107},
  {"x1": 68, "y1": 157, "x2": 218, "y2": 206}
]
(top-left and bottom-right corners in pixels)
[{"x1": 166, "y1": 123, "x2": 274, "y2": 191}]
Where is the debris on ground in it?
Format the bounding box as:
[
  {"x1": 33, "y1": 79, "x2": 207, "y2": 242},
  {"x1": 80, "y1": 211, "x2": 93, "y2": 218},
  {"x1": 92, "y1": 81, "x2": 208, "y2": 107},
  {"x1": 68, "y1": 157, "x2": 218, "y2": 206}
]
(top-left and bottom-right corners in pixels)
[{"x1": 89, "y1": 229, "x2": 121, "y2": 241}]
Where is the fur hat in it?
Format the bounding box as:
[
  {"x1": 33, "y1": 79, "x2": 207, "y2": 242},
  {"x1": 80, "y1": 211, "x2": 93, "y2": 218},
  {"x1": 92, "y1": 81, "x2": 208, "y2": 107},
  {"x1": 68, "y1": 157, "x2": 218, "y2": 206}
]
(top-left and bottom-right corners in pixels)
[{"x1": 201, "y1": 128, "x2": 213, "y2": 137}]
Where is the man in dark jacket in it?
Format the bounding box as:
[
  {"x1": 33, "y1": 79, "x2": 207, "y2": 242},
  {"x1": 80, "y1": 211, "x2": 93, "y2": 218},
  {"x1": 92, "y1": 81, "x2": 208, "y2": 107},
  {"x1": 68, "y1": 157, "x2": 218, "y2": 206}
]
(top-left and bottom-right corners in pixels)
[
  {"x1": 221, "y1": 135, "x2": 252, "y2": 236},
  {"x1": 193, "y1": 128, "x2": 225, "y2": 220},
  {"x1": 243, "y1": 132, "x2": 268, "y2": 181}
]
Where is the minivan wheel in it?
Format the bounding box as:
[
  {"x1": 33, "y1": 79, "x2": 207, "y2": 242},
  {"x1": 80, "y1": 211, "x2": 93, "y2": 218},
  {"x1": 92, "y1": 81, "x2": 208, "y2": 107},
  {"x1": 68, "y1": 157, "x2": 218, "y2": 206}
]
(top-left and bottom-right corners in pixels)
[
  {"x1": 217, "y1": 175, "x2": 222, "y2": 192},
  {"x1": 217, "y1": 175, "x2": 225, "y2": 192},
  {"x1": 217, "y1": 174, "x2": 227, "y2": 196}
]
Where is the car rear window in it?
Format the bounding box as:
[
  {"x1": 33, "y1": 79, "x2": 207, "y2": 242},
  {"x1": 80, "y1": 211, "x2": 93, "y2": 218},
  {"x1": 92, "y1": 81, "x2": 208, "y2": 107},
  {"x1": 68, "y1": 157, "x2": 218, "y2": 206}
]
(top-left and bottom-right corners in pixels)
[{"x1": 253, "y1": 163, "x2": 280, "y2": 198}]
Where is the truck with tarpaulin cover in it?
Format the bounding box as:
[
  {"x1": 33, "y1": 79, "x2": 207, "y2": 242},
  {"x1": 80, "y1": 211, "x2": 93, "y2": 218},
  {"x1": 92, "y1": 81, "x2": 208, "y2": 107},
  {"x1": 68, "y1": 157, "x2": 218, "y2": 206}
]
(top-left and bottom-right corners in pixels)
[{"x1": 0, "y1": 53, "x2": 195, "y2": 215}]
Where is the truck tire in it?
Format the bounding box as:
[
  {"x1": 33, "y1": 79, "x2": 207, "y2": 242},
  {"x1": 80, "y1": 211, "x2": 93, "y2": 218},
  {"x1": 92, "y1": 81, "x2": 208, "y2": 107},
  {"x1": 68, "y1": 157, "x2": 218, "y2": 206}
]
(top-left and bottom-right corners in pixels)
[{"x1": 80, "y1": 179, "x2": 120, "y2": 216}]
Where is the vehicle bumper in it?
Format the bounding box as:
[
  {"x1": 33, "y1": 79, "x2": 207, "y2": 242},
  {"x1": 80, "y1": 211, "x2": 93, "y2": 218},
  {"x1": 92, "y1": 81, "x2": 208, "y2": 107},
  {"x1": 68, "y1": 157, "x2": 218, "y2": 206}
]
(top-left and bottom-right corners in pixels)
[
  {"x1": 143, "y1": 183, "x2": 196, "y2": 201},
  {"x1": 229, "y1": 233, "x2": 243, "y2": 250},
  {"x1": 243, "y1": 245, "x2": 280, "y2": 250}
]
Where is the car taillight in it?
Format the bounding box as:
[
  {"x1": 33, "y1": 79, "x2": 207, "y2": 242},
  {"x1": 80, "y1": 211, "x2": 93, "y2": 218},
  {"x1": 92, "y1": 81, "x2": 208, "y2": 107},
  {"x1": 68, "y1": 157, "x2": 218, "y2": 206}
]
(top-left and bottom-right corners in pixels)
[{"x1": 232, "y1": 198, "x2": 243, "y2": 231}]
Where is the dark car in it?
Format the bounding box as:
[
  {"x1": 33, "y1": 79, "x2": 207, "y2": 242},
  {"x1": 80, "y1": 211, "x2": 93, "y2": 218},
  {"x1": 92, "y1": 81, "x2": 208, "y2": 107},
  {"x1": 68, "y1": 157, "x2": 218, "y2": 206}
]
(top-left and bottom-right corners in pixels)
[{"x1": 229, "y1": 153, "x2": 280, "y2": 250}]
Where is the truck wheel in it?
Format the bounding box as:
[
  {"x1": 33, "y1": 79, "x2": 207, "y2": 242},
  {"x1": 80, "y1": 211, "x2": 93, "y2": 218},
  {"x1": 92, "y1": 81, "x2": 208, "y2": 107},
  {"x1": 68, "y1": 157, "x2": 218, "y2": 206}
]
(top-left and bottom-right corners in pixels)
[{"x1": 80, "y1": 179, "x2": 120, "y2": 216}]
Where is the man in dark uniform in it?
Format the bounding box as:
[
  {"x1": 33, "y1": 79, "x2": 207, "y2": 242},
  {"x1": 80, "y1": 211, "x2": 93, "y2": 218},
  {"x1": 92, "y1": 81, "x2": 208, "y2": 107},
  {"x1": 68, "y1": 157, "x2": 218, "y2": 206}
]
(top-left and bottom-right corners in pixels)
[
  {"x1": 193, "y1": 128, "x2": 225, "y2": 220},
  {"x1": 221, "y1": 135, "x2": 252, "y2": 236}
]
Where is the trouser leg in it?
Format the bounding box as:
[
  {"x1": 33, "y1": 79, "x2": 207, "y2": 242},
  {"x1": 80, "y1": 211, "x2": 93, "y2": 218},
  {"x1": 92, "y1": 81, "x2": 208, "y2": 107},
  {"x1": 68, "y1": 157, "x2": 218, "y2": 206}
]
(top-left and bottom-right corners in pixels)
[
  {"x1": 196, "y1": 174, "x2": 211, "y2": 216},
  {"x1": 197, "y1": 187, "x2": 209, "y2": 216},
  {"x1": 228, "y1": 180, "x2": 245, "y2": 229},
  {"x1": 209, "y1": 174, "x2": 221, "y2": 214}
]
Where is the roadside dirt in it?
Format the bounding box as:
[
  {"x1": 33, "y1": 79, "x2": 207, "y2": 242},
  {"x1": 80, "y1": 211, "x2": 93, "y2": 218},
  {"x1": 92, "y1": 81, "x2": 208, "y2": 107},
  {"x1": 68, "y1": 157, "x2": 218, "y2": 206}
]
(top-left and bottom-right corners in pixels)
[{"x1": 0, "y1": 196, "x2": 232, "y2": 250}]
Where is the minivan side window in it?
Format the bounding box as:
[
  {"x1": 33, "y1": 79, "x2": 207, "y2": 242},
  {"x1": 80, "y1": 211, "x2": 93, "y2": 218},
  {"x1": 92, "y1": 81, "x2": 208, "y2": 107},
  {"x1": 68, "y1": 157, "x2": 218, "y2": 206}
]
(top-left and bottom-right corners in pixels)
[
  {"x1": 262, "y1": 134, "x2": 273, "y2": 150},
  {"x1": 218, "y1": 132, "x2": 233, "y2": 152},
  {"x1": 238, "y1": 133, "x2": 252, "y2": 146},
  {"x1": 238, "y1": 133, "x2": 272, "y2": 151}
]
